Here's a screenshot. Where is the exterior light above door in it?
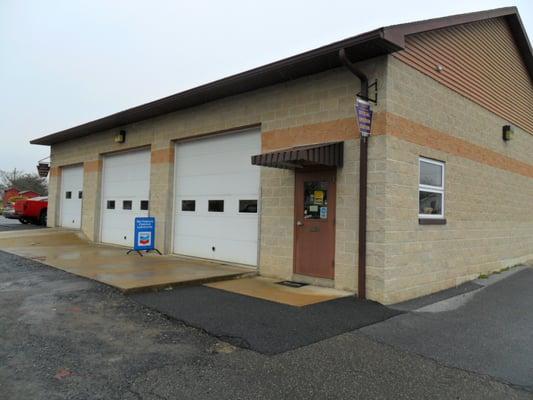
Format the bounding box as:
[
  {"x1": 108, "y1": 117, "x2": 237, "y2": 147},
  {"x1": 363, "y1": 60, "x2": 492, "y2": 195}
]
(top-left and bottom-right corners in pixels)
[{"x1": 114, "y1": 130, "x2": 126, "y2": 143}]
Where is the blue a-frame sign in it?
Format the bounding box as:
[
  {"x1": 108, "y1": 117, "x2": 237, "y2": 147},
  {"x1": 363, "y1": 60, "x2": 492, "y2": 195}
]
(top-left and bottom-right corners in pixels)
[
  {"x1": 127, "y1": 217, "x2": 161, "y2": 256},
  {"x1": 134, "y1": 217, "x2": 155, "y2": 251}
]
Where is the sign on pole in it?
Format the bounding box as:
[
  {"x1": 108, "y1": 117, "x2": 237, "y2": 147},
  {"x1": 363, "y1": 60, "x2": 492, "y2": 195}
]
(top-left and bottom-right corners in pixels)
[
  {"x1": 134, "y1": 217, "x2": 155, "y2": 251},
  {"x1": 355, "y1": 98, "x2": 373, "y2": 137},
  {"x1": 37, "y1": 163, "x2": 50, "y2": 178}
]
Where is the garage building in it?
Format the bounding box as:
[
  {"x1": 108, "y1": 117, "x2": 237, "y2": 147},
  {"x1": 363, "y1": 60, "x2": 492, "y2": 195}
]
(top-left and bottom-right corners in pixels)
[{"x1": 31, "y1": 7, "x2": 533, "y2": 304}]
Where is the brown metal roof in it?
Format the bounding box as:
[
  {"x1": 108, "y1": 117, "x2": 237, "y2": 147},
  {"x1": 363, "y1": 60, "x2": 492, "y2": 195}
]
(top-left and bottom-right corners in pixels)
[
  {"x1": 31, "y1": 6, "x2": 532, "y2": 146},
  {"x1": 251, "y1": 142, "x2": 343, "y2": 169}
]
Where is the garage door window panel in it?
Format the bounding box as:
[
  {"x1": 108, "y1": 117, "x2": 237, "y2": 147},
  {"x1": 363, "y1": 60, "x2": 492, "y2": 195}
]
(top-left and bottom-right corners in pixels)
[
  {"x1": 107, "y1": 200, "x2": 115, "y2": 210},
  {"x1": 181, "y1": 200, "x2": 196, "y2": 212},
  {"x1": 140, "y1": 200, "x2": 149, "y2": 210},
  {"x1": 239, "y1": 199, "x2": 258, "y2": 213},
  {"x1": 65, "y1": 191, "x2": 72, "y2": 199},
  {"x1": 122, "y1": 200, "x2": 133, "y2": 210},
  {"x1": 208, "y1": 200, "x2": 224, "y2": 212}
]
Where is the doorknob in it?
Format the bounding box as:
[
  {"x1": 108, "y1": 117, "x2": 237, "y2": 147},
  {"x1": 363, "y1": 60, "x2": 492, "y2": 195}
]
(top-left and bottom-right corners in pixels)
[{"x1": 296, "y1": 220, "x2": 303, "y2": 226}]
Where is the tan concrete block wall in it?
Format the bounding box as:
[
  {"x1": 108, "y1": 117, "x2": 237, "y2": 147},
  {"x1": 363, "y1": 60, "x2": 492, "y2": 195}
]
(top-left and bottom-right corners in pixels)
[
  {"x1": 332, "y1": 136, "x2": 388, "y2": 296},
  {"x1": 81, "y1": 161, "x2": 102, "y2": 240},
  {"x1": 256, "y1": 135, "x2": 387, "y2": 295},
  {"x1": 258, "y1": 138, "x2": 381, "y2": 294},
  {"x1": 150, "y1": 148, "x2": 175, "y2": 252},
  {"x1": 386, "y1": 56, "x2": 533, "y2": 163},
  {"x1": 47, "y1": 57, "x2": 388, "y2": 291},
  {"x1": 46, "y1": 167, "x2": 60, "y2": 228},
  {"x1": 365, "y1": 135, "x2": 388, "y2": 300},
  {"x1": 380, "y1": 57, "x2": 533, "y2": 304},
  {"x1": 258, "y1": 167, "x2": 294, "y2": 280},
  {"x1": 333, "y1": 139, "x2": 358, "y2": 291}
]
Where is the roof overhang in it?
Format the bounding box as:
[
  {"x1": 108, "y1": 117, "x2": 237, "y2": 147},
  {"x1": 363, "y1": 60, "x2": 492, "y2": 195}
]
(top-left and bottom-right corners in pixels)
[
  {"x1": 31, "y1": 7, "x2": 532, "y2": 146},
  {"x1": 251, "y1": 142, "x2": 343, "y2": 169},
  {"x1": 31, "y1": 31, "x2": 400, "y2": 146}
]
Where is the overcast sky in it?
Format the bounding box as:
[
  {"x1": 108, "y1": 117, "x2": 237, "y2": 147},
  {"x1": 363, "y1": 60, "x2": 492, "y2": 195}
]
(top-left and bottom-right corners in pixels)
[{"x1": 1, "y1": 0, "x2": 531, "y2": 173}]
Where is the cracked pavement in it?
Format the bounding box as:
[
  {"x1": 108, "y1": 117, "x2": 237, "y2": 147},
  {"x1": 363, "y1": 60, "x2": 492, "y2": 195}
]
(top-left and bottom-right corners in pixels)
[{"x1": 0, "y1": 251, "x2": 531, "y2": 399}]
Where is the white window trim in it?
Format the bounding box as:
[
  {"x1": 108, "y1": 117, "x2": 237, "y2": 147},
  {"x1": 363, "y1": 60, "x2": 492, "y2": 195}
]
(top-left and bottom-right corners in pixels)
[{"x1": 418, "y1": 157, "x2": 445, "y2": 219}]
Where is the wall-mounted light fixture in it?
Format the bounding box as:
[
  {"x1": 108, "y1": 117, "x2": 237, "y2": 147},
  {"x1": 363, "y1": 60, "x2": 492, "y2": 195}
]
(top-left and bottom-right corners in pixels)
[
  {"x1": 502, "y1": 125, "x2": 514, "y2": 142},
  {"x1": 114, "y1": 130, "x2": 126, "y2": 143}
]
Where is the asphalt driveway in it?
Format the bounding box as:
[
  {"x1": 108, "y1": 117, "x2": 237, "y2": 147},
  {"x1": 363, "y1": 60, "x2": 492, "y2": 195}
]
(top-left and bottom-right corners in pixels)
[
  {"x1": 130, "y1": 286, "x2": 401, "y2": 354},
  {"x1": 1, "y1": 250, "x2": 529, "y2": 399},
  {"x1": 362, "y1": 267, "x2": 533, "y2": 392},
  {"x1": 0, "y1": 216, "x2": 44, "y2": 231}
]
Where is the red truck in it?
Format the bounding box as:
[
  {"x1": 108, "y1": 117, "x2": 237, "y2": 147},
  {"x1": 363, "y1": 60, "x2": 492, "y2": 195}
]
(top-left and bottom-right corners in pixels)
[{"x1": 14, "y1": 196, "x2": 48, "y2": 226}]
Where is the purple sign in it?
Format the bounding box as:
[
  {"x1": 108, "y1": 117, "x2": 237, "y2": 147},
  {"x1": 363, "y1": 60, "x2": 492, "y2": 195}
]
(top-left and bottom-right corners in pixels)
[{"x1": 356, "y1": 98, "x2": 373, "y2": 137}]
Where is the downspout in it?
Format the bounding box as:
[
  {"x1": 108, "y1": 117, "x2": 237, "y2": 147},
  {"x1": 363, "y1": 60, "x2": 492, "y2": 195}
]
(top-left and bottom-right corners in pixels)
[{"x1": 339, "y1": 48, "x2": 368, "y2": 300}]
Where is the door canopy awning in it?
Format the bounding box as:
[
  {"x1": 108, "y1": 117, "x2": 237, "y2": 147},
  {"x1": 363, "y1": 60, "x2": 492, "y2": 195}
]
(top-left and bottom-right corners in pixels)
[{"x1": 251, "y1": 141, "x2": 343, "y2": 169}]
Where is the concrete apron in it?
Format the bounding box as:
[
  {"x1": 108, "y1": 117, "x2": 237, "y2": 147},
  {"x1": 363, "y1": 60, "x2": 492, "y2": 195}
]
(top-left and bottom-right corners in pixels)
[
  {"x1": 206, "y1": 277, "x2": 352, "y2": 307},
  {"x1": 0, "y1": 229, "x2": 255, "y2": 293}
]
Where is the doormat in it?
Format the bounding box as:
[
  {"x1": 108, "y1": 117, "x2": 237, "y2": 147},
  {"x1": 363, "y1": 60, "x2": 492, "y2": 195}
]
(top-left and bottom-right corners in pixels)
[
  {"x1": 277, "y1": 280, "x2": 309, "y2": 288},
  {"x1": 129, "y1": 286, "x2": 402, "y2": 355}
]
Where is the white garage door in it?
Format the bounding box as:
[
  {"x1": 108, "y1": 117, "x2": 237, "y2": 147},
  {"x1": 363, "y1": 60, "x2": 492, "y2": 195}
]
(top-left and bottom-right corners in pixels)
[
  {"x1": 173, "y1": 128, "x2": 261, "y2": 266},
  {"x1": 101, "y1": 149, "x2": 151, "y2": 247},
  {"x1": 60, "y1": 165, "x2": 84, "y2": 229}
]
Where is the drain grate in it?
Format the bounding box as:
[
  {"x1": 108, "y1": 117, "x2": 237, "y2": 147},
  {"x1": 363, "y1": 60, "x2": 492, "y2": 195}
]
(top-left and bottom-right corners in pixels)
[{"x1": 277, "y1": 280, "x2": 309, "y2": 288}]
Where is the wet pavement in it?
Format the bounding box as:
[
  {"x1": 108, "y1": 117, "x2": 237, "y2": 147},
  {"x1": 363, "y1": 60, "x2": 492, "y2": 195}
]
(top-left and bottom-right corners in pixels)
[
  {"x1": 1, "y1": 251, "x2": 529, "y2": 400},
  {"x1": 0, "y1": 229, "x2": 253, "y2": 292}
]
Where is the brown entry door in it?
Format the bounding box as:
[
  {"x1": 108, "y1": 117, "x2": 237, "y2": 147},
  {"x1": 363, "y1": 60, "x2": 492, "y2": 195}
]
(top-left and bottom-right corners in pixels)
[{"x1": 294, "y1": 169, "x2": 336, "y2": 279}]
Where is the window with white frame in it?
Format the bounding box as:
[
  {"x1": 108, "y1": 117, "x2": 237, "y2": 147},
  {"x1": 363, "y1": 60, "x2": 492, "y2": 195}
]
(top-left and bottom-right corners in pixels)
[{"x1": 419, "y1": 157, "x2": 445, "y2": 218}]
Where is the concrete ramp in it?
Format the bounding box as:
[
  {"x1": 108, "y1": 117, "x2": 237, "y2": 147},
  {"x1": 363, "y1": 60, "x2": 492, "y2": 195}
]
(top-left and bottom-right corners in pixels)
[
  {"x1": 206, "y1": 277, "x2": 352, "y2": 306},
  {"x1": 0, "y1": 229, "x2": 254, "y2": 292}
]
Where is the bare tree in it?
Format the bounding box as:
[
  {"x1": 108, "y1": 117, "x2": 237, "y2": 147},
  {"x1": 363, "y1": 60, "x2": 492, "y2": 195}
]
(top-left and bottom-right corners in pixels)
[{"x1": 0, "y1": 169, "x2": 48, "y2": 196}]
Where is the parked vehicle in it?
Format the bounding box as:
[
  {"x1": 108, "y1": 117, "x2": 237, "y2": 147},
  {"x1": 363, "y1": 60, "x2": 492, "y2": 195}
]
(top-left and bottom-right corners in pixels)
[
  {"x1": 2, "y1": 204, "x2": 18, "y2": 219},
  {"x1": 14, "y1": 196, "x2": 48, "y2": 225}
]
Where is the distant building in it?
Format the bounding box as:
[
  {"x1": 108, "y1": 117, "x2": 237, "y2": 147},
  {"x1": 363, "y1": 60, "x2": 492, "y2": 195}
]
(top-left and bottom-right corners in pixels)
[
  {"x1": 18, "y1": 190, "x2": 40, "y2": 199},
  {"x1": 2, "y1": 188, "x2": 40, "y2": 204},
  {"x1": 2, "y1": 188, "x2": 20, "y2": 204}
]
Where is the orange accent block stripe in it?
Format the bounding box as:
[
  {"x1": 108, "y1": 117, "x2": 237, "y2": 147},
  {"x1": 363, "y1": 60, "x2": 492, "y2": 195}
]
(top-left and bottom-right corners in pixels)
[
  {"x1": 49, "y1": 166, "x2": 60, "y2": 177},
  {"x1": 151, "y1": 147, "x2": 175, "y2": 164},
  {"x1": 262, "y1": 114, "x2": 389, "y2": 152},
  {"x1": 384, "y1": 112, "x2": 533, "y2": 178},
  {"x1": 262, "y1": 118, "x2": 359, "y2": 152},
  {"x1": 84, "y1": 160, "x2": 102, "y2": 173},
  {"x1": 262, "y1": 113, "x2": 532, "y2": 178},
  {"x1": 370, "y1": 111, "x2": 387, "y2": 136}
]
